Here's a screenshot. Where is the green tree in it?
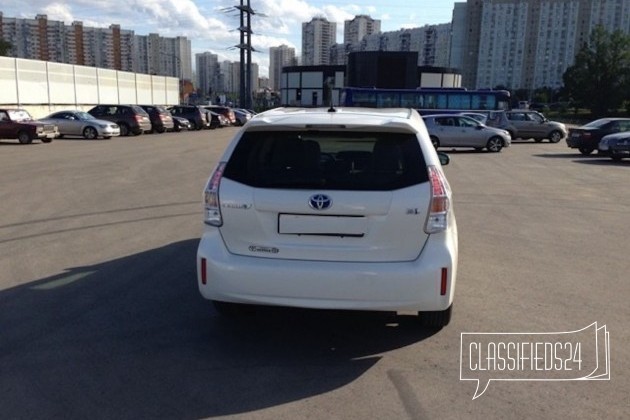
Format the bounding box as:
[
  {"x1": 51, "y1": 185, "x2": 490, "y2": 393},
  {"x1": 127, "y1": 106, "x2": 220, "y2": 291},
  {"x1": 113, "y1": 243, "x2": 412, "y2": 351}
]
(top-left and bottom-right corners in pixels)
[
  {"x1": 563, "y1": 26, "x2": 630, "y2": 116},
  {"x1": 0, "y1": 38, "x2": 12, "y2": 56}
]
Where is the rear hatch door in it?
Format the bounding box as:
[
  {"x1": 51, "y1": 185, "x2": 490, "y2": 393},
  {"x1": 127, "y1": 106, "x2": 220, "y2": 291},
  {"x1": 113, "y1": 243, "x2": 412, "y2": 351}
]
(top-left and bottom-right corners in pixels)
[{"x1": 219, "y1": 129, "x2": 432, "y2": 262}]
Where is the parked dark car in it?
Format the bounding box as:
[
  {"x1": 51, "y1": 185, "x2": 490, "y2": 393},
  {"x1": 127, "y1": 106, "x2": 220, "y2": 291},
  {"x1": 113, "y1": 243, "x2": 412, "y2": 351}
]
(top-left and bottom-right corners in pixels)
[
  {"x1": 204, "y1": 110, "x2": 222, "y2": 129},
  {"x1": 205, "y1": 105, "x2": 236, "y2": 125},
  {"x1": 0, "y1": 108, "x2": 57, "y2": 144},
  {"x1": 87, "y1": 105, "x2": 152, "y2": 136},
  {"x1": 139, "y1": 105, "x2": 175, "y2": 133},
  {"x1": 566, "y1": 118, "x2": 630, "y2": 155},
  {"x1": 168, "y1": 105, "x2": 208, "y2": 130},
  {"x1": 172, "y1": 116, "x2": 192, "y2": 132},
  {"x1": 599, "y1": 131, "x2": 630, "y2": 161}
]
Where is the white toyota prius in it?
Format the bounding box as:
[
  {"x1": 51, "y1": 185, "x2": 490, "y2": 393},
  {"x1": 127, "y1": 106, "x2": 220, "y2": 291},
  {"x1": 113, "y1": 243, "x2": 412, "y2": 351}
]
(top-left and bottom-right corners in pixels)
[{"x1": 197, "y1": 107, "x2": 458, "y2": 328}]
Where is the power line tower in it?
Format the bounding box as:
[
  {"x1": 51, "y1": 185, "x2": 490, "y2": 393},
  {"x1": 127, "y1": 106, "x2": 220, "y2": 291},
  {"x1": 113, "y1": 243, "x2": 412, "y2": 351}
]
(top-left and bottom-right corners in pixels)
[{"x1": 235, "y1": 0, "x2": 257, "y2": 109}]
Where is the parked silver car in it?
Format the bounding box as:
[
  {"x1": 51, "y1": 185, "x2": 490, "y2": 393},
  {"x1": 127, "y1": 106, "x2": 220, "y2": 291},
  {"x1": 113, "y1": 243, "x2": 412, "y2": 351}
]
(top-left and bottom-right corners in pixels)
[
  {"x1": 422, "y1": 114, "x2": 511, "y2": 152},
  {"x1": 39, "y1": 110, "x2": 120, "y2": 139},
  {"x1": 503, "y1": 110, "x2": 567, "y2": 143}
]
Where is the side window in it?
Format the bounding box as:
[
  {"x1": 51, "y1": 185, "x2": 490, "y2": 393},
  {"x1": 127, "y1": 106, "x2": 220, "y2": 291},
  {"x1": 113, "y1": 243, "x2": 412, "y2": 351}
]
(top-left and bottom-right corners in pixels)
[
  {"x1": 0, "y1": 111, "x2": 8, "y2": 122},
  {"x1": 459, "y1": 117, "x2": 476, "y2": 128}
]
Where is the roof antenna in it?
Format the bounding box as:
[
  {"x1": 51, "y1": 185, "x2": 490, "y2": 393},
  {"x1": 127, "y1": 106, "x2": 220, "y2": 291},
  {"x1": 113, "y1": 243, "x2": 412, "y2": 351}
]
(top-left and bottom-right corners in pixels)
[{"x1": 326, "y1": 77, "x2": 337, "y2": 112}]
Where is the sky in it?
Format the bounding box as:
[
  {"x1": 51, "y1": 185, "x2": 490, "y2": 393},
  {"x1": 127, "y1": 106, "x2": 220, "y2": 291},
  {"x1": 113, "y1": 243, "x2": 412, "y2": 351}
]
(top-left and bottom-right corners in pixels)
[{"x1": 1, "y1": 0, "x2": 458, "y2": 77}]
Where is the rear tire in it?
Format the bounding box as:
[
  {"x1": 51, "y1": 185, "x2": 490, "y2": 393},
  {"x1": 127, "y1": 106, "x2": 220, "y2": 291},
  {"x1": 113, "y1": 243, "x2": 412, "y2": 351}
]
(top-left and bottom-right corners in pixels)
[
  {"x1": 579, "y1": 147, "x2": 594, "y2": 155},
  {"x1": 418, "y1": 305, "x2": 452, "y2": 329},
  {"x1": 41, "y1": 137, "x2": 53, "y2": 143},
  {"x1": 486, "y1": 136, "x2": 503, "y2": 152},
  {"x1": 119, "y1": 123, "x2": 130, "y2": 137}
]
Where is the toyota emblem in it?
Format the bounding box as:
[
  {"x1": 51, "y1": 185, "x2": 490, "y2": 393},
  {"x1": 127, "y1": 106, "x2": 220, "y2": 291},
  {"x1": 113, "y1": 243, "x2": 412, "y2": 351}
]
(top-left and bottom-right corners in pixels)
[{"x1": 309, "y1": 194, "x2": 332, "y2": 210}]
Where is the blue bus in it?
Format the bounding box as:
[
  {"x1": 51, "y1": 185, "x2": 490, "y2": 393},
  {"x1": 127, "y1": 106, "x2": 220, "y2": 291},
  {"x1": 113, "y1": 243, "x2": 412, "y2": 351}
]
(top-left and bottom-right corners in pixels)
[{"x1": 339, "y1": 87, "x2": 511, "y2": 114}]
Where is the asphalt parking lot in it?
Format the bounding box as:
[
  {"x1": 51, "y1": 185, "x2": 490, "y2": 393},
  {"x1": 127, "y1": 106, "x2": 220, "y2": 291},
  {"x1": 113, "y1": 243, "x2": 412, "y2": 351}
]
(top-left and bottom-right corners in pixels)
[{"x1": 0, "y1": 129, "x2": 628, "y2": 419}]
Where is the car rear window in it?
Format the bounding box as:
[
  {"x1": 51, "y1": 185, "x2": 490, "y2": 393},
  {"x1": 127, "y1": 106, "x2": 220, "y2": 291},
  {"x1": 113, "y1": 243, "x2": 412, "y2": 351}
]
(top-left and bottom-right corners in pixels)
[{"x1": 223, "y1": 130, "x2": 428, "y2": 191}]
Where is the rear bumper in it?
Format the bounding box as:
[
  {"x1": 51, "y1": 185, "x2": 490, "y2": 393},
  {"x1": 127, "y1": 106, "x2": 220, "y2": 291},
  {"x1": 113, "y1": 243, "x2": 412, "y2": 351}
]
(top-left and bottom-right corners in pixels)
[{"x1": 196, "y1": 227, "x2": 458, "y2": 312}]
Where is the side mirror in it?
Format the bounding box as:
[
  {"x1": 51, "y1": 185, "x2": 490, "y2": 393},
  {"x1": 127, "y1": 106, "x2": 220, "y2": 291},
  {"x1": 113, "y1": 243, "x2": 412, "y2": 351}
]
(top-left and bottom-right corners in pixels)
[{"x1": 437, "y1": 151, "x2": 450, "y2": 166}]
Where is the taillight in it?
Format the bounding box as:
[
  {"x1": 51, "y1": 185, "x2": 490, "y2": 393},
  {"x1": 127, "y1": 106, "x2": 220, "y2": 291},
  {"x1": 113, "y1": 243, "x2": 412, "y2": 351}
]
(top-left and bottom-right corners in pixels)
[
  {"x1": 135, "y1": 115, "x2": 143, "y2": 122},
  {"x1": 425, "y1": 165, "x2": 451, "y2": 233},
  {"x1": 203, "y1": 162, "x2": 226, "y2": 226}
]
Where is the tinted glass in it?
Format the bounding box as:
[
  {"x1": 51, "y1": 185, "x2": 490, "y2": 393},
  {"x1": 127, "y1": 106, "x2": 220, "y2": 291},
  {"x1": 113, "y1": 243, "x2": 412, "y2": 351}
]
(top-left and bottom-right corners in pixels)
[{"x1": 224, "y1": 131, "x2": 428, "y2": 191}]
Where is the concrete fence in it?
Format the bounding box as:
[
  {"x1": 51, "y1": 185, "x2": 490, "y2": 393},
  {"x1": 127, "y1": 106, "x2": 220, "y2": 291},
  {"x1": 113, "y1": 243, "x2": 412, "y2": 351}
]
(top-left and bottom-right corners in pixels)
[{"x1": 0, "y1": 56, "x2": 179, "y2": 118}]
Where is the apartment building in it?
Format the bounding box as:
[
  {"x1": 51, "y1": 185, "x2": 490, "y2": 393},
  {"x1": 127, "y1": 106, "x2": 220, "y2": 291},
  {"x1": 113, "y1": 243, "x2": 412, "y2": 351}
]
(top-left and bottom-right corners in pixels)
[
  {"x1": 302, "y1": 17, "x2": 337, "y2": 65},
  {"x1": 219, "y1": 60, "x2": 259, "y2": 97},
  {"x1": 269, "y1": 45, "x2": 297, "y2": 91},
  {"x1": 0, "y1": 12, "x2": 190, "y2": 79},
  {"x1": 450, "y1": 0, "x2": 630, "y2": 90},
  {"x1": 196, "y1": 52, "x2": 220, "y2": 99},
  {"x1": 133, "y1": 34, "x2": 191, "y2": 80},
  {"x1": 358, "y1": 24, "x2": 452, "y2": 67},
  {"x1": 344, "y1": 15, "x2": 381, "y2": 45}
]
